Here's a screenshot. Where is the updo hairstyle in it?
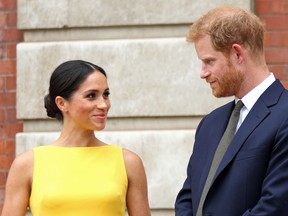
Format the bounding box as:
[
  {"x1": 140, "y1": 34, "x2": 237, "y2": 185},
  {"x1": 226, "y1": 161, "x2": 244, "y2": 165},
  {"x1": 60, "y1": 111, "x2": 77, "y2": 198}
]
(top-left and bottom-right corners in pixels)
[{"x1": 44, "y1": 60, "x2": 107, "y2": 122}]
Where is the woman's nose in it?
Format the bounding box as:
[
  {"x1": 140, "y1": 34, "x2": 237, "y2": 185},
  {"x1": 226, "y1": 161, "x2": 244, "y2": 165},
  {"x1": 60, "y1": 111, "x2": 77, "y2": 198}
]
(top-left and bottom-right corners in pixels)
[{"x1": 96, "y1": 98, "x2": 109, "y2": 109}]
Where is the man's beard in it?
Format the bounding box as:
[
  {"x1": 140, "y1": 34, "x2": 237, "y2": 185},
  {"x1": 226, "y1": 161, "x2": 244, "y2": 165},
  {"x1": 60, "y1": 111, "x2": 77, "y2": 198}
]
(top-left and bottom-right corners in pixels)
[{"x1": 212, "y1": 62, "x2": 244, "y2": 98}]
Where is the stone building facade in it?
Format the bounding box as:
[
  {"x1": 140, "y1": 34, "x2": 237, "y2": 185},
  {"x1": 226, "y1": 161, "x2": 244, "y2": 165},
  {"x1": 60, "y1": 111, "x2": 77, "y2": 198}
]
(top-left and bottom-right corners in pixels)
[{"x1": 1, "y1": 0, "x2": 288, "y2": 215}]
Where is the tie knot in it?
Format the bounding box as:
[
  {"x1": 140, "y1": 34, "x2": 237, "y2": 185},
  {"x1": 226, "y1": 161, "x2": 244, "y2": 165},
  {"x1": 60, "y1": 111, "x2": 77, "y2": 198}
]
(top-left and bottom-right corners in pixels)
[{"x1": 234, "y1": 100, "x2": 244, "y2": 112}]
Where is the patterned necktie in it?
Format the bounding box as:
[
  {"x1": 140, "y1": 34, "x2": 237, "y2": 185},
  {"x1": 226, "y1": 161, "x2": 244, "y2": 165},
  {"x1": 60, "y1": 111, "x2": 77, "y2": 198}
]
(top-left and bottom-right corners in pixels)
[{"x1": 196, "y1": 100, "x2": 244, "y2": 216}]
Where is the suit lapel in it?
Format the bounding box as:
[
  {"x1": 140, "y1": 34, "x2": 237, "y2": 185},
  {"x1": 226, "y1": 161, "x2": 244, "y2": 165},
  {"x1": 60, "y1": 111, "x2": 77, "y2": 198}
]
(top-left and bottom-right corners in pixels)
[
  {"x1": 211, "y1": 80, "x2": 284, "y2": 185},
  {"x1": 214, "y1": 101, "x2": 270, "y2": 179}
]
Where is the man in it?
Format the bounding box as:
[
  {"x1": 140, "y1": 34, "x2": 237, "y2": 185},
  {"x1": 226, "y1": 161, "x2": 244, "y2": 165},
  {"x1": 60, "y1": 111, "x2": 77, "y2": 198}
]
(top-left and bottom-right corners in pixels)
[{"x1": 175, "y1": 5, "x2": 288, "y2": 216}]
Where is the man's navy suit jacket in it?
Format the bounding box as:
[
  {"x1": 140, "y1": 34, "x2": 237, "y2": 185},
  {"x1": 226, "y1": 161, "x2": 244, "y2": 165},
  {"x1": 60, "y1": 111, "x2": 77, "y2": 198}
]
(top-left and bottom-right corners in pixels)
[{"x1": 175, "y1": 80, "x2": 288, "y2": 216}]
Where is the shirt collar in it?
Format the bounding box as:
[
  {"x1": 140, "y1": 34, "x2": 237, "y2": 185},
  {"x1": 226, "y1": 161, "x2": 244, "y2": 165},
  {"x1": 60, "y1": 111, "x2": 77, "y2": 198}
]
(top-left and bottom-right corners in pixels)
[{"x1": 235, "y1": 73, "x2": 276, "y2": 111}]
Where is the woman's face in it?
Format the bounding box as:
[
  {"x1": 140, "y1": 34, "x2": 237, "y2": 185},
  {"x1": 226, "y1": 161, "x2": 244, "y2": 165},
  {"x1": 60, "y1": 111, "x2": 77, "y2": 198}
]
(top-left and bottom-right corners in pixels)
[{"x1": 63, "y1": 71, "x2": 111, "y2": 131}]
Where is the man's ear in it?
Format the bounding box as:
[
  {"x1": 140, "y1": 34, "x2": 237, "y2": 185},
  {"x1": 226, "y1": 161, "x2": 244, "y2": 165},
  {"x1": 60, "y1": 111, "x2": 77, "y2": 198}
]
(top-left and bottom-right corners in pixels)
[
  {"x1": 55, "y1": 96, "x2": 67, "y2": 112},
  {"x1": 231, "y1": 44, "x2": 245, "y2": 64}
]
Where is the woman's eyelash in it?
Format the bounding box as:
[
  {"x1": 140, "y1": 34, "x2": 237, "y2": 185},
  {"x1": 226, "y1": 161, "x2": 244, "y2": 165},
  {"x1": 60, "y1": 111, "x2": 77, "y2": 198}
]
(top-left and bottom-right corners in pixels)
[
  {"x1": 86, "y1": 91, "x2": 110, "y2": 99},
  {"x1": 104, "y1": 91, "x2": 110, "y2": 97},
  {"x1": 87, "y1": 93, "x2": 96, "y2": 98}
]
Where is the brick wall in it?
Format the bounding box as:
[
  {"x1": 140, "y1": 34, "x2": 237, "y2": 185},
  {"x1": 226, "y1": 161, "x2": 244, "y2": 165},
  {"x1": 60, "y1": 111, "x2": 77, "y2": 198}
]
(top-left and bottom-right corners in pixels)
[
  {"x1": 256, "y1": 0, "x2": 288, "y2": 88},
  {"x1": 0, "y1": 0, "x2": 23, "y2": 211}
]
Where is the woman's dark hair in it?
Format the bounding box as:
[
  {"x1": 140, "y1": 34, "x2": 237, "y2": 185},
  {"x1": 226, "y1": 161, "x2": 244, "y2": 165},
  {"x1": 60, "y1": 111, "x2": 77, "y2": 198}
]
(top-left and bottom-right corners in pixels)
[{"x1": 44, "y1": 60, "x2": 107, "y2": 122}]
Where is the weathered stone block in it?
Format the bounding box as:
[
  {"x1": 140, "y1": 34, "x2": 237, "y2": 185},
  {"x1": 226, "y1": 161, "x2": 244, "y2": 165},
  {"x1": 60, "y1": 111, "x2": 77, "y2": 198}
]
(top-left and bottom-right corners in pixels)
[
  {"x1": 17, "y1": 38, "x2": 231, "y2": 119},
  {"x1": 17, "y1": 0, "x2": 252, "y2": 29}
]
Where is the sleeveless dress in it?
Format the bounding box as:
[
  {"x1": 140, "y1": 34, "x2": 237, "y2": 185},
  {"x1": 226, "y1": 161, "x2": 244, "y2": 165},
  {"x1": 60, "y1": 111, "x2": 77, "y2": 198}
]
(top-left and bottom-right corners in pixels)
[{"x1": 29, "y1": 145, "x2": 128, "y2": 216}]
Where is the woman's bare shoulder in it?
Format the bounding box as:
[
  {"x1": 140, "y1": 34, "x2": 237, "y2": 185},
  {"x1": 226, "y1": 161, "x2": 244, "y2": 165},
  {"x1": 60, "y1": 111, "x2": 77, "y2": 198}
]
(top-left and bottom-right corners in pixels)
[
  {"x1": 122, "y1": 148, "x2": 145, "y2": 176},
  {"x1": 122, "y1": 148, "x2": 142, "y2": 164},
  {"x1": 10, "y1": 150, "x2": 34, "y2": 173}
]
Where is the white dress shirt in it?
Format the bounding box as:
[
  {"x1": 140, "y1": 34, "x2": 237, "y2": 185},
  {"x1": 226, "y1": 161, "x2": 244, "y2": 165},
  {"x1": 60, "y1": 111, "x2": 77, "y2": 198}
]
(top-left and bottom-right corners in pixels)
[{"x1": 235, "y1": 73, "x2": 276, "y2": 131}]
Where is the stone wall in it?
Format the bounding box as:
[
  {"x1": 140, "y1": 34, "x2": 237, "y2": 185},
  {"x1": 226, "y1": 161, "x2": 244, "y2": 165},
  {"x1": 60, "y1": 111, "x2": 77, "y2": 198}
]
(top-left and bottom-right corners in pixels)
[{"x1": 16, "y1": 0, "x2": 251, "y2": 215}]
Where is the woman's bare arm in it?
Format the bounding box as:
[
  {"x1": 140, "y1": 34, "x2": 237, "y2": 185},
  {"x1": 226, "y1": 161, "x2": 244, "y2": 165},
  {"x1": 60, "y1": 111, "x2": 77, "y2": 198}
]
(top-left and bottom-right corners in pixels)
[
  {"x1": 1, "y1": 150, "x2": 33, "y2": 216},
  {"x1": 123, "y1": 148, "x2": 151, "y2": 216}
]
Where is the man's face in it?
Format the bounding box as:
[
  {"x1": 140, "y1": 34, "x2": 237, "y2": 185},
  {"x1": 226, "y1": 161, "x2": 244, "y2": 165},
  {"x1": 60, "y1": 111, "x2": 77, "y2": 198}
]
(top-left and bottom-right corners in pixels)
[{"x1": 194, "y1": 35, "x2": 244, "y2": 98}]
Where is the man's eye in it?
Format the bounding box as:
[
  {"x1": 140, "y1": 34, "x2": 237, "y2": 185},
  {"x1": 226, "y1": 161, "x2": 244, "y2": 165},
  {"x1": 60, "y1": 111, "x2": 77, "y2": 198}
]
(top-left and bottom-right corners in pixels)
[
  {"x1": 204, "y1": 60, "x2": 211, "y2": 65},
  {"x1": 205, "y1": 59, "x2": 214, "y2": 66}
]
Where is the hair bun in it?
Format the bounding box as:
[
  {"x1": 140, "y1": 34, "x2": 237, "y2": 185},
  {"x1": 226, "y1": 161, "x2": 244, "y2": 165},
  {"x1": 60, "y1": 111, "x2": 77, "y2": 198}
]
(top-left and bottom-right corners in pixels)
[{"x1": 44, "y1": 94, "x2": 59, "y2": 119}]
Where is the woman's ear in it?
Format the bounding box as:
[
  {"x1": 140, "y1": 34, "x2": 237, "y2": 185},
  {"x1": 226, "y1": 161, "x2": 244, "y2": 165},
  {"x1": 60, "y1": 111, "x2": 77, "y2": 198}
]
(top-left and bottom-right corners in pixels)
[
  {"x1": 55, "y1": 96, "x2": 67, "y2": 112},
  {"x1": 231, "y1": 44, "x2": 245, "y2": 64}
]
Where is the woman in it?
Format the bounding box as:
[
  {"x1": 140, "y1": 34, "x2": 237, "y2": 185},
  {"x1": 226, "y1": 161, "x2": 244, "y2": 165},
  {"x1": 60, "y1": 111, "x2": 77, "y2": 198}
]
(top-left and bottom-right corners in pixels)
[{"x1": 1, "y1": 60, "x2": 151, "y2": 216}]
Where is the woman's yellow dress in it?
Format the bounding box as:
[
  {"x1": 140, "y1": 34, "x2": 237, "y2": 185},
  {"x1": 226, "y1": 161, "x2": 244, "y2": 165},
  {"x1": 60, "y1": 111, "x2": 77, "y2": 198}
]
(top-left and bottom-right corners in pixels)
[{"x1": 29, "y1": 145, "x2": 128, "y2": 216}]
